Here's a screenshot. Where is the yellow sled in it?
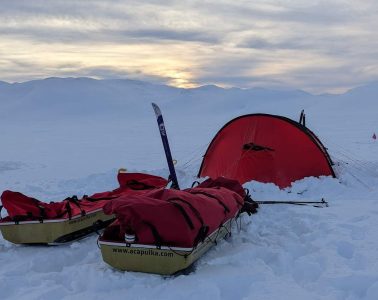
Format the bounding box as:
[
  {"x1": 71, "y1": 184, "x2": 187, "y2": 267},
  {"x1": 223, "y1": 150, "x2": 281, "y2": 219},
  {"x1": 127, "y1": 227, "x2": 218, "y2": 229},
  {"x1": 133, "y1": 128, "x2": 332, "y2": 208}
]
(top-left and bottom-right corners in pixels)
[
  {"x1": 99, "y1": 217, "x2": 234, "y2": 275},
  {"x1": 0, "y1": 209, "x2": 114, "y2": 245}
]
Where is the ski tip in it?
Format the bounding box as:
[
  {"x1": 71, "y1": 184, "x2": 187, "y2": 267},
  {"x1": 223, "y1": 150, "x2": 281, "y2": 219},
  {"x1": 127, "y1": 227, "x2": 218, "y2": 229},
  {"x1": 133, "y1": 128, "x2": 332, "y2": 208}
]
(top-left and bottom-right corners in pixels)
[{"x1": 151, "y1": 103, "x2": 162, "y2": 117}]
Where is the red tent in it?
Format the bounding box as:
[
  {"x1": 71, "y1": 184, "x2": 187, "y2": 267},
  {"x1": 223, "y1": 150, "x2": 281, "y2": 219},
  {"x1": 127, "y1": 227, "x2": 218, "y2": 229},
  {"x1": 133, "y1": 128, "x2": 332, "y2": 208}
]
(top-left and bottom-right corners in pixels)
[{"x1": 198, "y1": 114, "x2": 335, "y2": 188}]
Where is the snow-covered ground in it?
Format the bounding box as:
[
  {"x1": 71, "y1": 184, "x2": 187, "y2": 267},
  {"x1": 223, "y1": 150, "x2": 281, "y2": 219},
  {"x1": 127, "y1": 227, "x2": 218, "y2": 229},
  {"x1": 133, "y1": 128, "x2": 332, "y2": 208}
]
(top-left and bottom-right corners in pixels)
[{"x1": 0, "y1": 78, "x2": 377, "y2": 299}]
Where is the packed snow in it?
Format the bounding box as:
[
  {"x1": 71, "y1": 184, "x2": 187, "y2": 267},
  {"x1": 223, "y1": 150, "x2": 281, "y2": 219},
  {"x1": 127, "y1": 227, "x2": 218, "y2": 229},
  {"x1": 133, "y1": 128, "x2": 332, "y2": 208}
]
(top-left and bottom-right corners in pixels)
[{"x1": 0, "y1": 78, "x2": 377, "y2": 300}]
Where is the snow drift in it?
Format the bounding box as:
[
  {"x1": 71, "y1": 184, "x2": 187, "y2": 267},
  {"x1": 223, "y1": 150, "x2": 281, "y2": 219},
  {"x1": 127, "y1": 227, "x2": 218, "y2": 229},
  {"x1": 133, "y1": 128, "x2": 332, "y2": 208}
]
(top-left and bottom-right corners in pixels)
[{"x1": 0, "y1": 78, "x2": 378, "y2": 300}]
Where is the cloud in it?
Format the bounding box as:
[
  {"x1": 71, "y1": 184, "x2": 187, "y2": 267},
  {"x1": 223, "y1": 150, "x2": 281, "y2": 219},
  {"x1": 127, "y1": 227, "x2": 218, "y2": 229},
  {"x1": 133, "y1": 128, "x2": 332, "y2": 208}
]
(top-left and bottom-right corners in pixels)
[
  {"x1": 0, "y1": 0, "x2": 377, "y2": 93},
  {"x1": 0, "y1": 26, "x2": 219, "y2": 44}
]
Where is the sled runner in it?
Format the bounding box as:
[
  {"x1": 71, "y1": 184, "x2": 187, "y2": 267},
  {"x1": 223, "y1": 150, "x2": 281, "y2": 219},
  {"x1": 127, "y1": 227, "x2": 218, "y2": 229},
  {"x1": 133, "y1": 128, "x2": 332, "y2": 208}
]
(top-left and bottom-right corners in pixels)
[
  {"x1": 98, "y1": 177, "x2": 248, "y2": 274},
  {"x1": 0, "y1": 172, "x2": 168, "y2": 245}
]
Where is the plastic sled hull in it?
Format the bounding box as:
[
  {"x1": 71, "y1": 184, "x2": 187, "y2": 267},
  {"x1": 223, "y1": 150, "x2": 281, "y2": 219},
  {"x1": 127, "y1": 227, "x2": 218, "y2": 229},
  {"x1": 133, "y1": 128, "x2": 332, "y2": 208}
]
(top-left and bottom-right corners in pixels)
[
  {"x1": 0, "y1": 209, "x2": 115, "y2": 245},
  {"x1": 99, "y1": 217, "x2": 234, "y2": 275}
]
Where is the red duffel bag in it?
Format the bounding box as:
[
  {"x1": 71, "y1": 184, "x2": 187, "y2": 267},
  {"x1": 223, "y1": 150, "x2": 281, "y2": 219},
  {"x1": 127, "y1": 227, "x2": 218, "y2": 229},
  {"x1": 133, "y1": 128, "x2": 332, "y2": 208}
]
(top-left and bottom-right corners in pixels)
[{"x1": 102, "y1": 177, "x2": 245, "y2": 248}]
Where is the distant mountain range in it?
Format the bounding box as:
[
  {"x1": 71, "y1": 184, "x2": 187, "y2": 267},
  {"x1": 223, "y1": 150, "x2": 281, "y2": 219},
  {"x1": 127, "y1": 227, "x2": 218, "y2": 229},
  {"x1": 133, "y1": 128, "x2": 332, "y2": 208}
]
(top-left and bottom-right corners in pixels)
[{"x1": 0, "y1": 77, "x2": 376, "y2": 122}]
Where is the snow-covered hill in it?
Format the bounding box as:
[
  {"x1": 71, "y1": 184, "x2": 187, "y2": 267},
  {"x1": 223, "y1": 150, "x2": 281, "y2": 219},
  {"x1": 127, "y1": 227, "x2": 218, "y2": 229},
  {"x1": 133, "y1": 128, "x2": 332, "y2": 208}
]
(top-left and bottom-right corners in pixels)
[{"x1": 0, "y1": 78, "x2": 377, "y2": 300}]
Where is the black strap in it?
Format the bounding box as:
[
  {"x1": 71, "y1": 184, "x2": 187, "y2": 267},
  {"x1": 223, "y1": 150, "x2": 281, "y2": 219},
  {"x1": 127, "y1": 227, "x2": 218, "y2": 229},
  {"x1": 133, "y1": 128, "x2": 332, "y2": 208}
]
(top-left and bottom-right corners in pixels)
[
  {"x1": 189, "y1": 191, "x2": 230, "y2": 214},
  {"x1": 168, "y1": 197, "x2": 210, "y2": 246},
  {"x1": 83, "y1": 195, "x2": 120, "y2": 202},
  {"x1": 50, "y1": 200, "x2": 72, "y2": 219},
  {"x1": 143, "y1": 221, "x2": 163, "y2": 248},
  {"x1": 66, "y1": 196, "x2": 86, "y2": 216},
  {"x1": 30, "y1": 197, "x2": 46, "y2": 222},
  {"x1": 65, "y1": 201, "x2": 72, "y2": 219},
  {"x1": 168, "y1": 197, "x2": 204, "y2": 226},
  {"x1": 168, "y1": 201, "x2": 195, "y2": 230},
  {"x1": 194, "y1": 225, "x2": 209, "y2": 246}
]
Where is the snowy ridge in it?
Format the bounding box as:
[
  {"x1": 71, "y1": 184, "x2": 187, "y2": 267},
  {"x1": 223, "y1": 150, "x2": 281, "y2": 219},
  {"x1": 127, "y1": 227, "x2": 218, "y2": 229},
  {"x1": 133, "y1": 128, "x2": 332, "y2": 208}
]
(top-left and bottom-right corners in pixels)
[{"x1": 0, "y1": 78, "x2": 377, "y2": 299}]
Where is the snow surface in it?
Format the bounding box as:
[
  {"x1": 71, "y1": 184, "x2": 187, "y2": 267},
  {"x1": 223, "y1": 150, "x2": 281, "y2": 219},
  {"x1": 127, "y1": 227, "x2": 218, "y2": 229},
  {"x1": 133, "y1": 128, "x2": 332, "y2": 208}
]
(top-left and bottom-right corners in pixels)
[{"x1": 0, "y1": 78, "x2": 378, "y2": 300}]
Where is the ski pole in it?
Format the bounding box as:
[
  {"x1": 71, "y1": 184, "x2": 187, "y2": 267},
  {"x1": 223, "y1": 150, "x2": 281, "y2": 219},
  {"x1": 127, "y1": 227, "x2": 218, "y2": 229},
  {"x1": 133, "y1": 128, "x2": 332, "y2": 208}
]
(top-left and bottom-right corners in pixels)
[{"x1": 255, "y1": 198, "x2": 328, "y2": 208}]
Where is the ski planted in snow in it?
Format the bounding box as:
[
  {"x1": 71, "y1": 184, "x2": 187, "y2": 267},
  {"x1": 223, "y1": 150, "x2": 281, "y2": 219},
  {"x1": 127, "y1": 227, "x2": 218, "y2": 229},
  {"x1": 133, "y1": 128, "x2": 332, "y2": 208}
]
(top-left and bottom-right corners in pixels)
[{"x1": 152, "y1": 103, "x2": 180, "y2": 190}]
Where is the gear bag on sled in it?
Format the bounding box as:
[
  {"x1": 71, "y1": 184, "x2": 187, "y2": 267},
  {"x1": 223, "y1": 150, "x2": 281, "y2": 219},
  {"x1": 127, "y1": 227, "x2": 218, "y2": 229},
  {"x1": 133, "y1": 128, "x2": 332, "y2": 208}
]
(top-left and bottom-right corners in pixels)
[
  {"x1": 0, "y1": 172, "x2": 168, "y2": 245},
  {"x1": 98, "y1": 177, "x2": 255, "y2": 275}
]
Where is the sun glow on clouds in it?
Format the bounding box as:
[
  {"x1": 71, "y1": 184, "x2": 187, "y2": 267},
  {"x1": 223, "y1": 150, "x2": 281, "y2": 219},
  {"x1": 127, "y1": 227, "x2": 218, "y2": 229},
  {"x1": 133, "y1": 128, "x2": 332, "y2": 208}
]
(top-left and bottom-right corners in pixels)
[
  {"x1": 0, "y1": 0, "x2": 378, "y2": 93},
  {"x1": 0, "y1": 36, "x2": 197, "y2": 87}
]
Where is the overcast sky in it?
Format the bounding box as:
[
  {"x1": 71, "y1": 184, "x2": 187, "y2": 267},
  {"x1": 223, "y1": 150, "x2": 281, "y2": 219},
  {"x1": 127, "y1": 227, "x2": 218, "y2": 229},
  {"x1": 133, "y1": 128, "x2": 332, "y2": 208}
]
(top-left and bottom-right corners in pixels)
[{"x1": 0, "y1": 0, "x2": 377, "y2": 93}]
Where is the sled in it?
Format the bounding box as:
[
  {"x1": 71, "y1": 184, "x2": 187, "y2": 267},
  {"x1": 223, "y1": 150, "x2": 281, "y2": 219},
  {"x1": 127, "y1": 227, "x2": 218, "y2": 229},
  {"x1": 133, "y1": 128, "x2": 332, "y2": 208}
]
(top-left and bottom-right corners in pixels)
[
  {"x1": 99, "y1": 216, "x2": 234, "y2": 275},
  {"x1": 98, "y1": 177, "x2": 248, "y2": 275},
  {"x1": 0, "y1": 172, "x2": 168, "y2": 245}
]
